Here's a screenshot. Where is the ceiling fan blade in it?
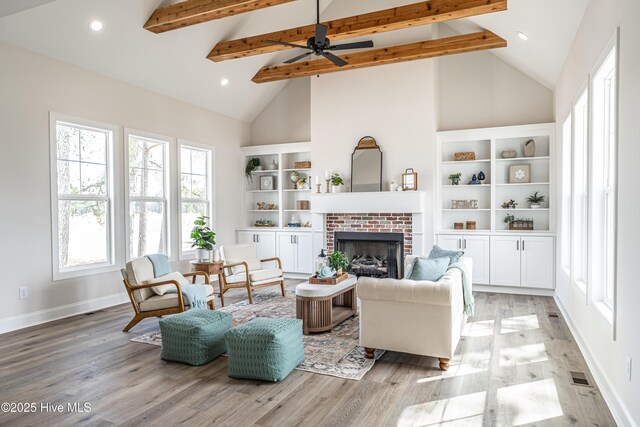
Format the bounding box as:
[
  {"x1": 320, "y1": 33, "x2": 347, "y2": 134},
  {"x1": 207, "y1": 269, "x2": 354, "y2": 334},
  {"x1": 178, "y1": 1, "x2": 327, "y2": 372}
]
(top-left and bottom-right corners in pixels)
[
  {"x1": 263, "y1": 39, "x2": 307, "y2": 49},
  {"x1": 322, "y1": 52, "x2": 348, "y2": 67},
  {"x1": 315, "y1": 23, "x2": 328, "y2": 47},
  {"x1": 285, "y1": 51, "x2": 313, "y2": 64},
  {"x1": 330, "y1": 40, "x2": 374, "y2": 51}
]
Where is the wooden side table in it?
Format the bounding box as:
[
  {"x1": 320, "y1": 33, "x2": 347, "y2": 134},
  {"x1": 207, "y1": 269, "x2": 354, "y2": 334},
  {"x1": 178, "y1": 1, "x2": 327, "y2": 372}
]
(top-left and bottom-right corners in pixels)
[{"x1": 190, "y1": 261, "x2": 223, "y2": 293}]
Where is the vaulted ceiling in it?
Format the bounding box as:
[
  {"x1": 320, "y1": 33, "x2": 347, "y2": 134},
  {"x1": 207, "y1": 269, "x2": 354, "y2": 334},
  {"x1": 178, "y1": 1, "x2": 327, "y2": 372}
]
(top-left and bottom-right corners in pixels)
[{"x1": 0, "y1": 0, "x2": 588, "y2": 122}]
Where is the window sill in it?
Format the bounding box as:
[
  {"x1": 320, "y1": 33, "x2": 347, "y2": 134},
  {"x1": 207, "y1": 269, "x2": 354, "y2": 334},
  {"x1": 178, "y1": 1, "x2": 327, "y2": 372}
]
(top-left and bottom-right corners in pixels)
[
  {"x1": 590, "y1": 300, "x2": 614, "y2": 338},
  {"x1": 53, "y1": 263, "x2": 121, "y2": 281}
]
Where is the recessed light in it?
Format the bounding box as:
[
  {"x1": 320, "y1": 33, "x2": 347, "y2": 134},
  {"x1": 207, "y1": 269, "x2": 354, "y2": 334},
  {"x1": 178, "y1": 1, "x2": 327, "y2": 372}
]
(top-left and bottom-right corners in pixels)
[
  {"x1": 220, "y1": 78, "x2": 229, "y2": 86},
  {"x1": 517, "y1": 31, "x2": 529, "y2": 41},
  {"x1": 89, "y1": 20, "x2": 104, "y2": 32}
]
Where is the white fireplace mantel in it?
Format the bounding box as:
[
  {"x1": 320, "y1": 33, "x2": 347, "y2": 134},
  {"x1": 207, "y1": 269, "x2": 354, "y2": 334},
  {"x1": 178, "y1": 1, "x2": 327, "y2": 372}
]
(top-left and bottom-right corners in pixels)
[{"x1": 310, "y1": 191, "x2": 426, "y2": 214}]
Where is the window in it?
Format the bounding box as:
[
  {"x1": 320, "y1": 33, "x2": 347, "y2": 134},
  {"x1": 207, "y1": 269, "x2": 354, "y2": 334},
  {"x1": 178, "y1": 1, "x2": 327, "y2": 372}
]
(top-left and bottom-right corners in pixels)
[
  {"x1": 126, "y1": 131, "x2": 170, "y2": 259},
  {"x1": 50, "y1": 115, "x2": 116, "y2": 279},
  {"x1": 179, "y1": 143, "x2": 213, "y2": 257},
  {"x1": 571, "y1": 88, "x2": 589, "y2": 293},
  {"x1": 590, "y1": 39, "x2": 618, "y2": 314},
  {"x1": 561, "y1": 115, "x2": 572, "y2": 272}
]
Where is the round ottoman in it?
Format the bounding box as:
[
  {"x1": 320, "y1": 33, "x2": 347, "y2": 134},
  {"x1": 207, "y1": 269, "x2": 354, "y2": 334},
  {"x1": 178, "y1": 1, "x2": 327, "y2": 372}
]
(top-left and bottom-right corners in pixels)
[
  {"x1": 225, "y1": 317, "x2": 304, "y2": 382},
  {"x1": 159, "y1": 309, "x2": 232, "y2": 366}
]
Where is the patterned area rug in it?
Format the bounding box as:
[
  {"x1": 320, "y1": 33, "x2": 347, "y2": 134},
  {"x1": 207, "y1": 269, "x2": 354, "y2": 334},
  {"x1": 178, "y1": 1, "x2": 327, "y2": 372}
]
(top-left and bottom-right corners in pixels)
[{"x1": 130, "y1": 292, "x2": 384, "y2": 380}]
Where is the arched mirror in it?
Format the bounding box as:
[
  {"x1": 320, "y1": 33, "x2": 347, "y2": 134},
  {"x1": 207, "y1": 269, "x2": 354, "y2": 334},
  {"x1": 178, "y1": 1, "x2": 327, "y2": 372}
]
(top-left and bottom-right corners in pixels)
[{"x1": 351, "y1": 136, "x2": 382, "y2": 192}]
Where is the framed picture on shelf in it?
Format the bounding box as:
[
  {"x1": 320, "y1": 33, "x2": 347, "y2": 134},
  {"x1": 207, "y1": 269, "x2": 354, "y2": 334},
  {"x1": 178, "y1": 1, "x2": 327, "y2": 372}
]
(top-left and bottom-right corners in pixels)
[
  {"x1": 259, "y1": 175, "x2": 274, "y2": 190},
  {"x1": 402, "y1": 168, "x2": 418, "y2": 191},
  {"x1": 508, "y1": 164, "x2": 531, "y2": 183}
]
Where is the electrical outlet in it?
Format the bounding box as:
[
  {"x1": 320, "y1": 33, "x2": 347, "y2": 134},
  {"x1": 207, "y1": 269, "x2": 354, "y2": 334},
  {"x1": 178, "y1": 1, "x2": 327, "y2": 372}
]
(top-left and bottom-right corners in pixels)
[
  {"x1": 625, "y1": 355, "x2": 632, "y2": 382},
  {"x1": 19, "y1": 286, "x2": 29, "y2": 300}
]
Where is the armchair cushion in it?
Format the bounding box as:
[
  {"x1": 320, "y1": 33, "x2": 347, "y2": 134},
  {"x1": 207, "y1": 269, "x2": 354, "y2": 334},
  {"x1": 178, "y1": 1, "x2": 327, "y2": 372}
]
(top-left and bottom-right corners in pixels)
[
  {"x1": 407, "y1": 257, "x2": 449, "y2": 281},
  {"x1": 250, "y1": 268, "x2": 283, "y2": 282},
  {"x1": 228, "y1": 257, "x2": 262, "y2": 275},
  {"x1": 139, "y1": 285, "x2": 215, "y2": 312},
  {"x1": 148, "y1": 272, "x2": 190, "y2": 296},
  {"x1": 126, "y1": 257, "x2": 156, "y2": 303}
]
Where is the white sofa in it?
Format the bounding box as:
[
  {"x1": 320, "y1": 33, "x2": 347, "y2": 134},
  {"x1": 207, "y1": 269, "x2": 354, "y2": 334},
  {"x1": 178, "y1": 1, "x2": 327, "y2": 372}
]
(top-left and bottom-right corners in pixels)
[{"x1": 357, "y1": 256, "x2": 472, "y2": 370}]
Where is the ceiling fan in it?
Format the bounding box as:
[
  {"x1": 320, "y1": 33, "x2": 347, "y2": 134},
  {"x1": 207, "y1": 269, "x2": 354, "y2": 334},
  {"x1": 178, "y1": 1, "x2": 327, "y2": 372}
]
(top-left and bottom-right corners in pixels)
[{"x1": 263, "y1": 0, "x2": 374, "y2": 67}]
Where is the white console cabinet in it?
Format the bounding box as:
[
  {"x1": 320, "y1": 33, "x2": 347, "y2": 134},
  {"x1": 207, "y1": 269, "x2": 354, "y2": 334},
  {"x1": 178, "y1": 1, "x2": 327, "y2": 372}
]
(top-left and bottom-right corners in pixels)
[
  {"x1": 437, "y1": 235, "x2": 490, "y2": 285},
  {"x1": 490, "y1": 235, "x2": 554, "y2": 289}
]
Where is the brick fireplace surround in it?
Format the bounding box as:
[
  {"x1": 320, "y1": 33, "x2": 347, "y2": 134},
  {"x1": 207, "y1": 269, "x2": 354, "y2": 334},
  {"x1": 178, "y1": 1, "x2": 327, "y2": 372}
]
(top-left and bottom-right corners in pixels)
[{"x1": 325, "y1": 213, "x2": 413, "y2": 255}]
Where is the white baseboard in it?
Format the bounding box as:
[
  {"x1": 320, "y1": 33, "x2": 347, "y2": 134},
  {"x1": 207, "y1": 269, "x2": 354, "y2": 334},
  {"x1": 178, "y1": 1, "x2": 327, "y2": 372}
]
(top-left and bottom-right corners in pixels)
[
  {"x1": 0, "y1": 293, "x2": 130, "y2": 335},
  {"x1": 555, "y1": 296, "x2": 637, "y2": 427},
  {"x1": 474, "y1": 285, "x2": 555, "y2": 297}
]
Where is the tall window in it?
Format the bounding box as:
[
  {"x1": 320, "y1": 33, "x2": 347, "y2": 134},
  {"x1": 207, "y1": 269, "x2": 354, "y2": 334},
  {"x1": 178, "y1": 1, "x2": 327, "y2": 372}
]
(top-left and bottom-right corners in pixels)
[
  {"x1": 571, "y1": 89, "x2": 589, "y2": 293},
  {"x1": 51, "y1": 116, "x2": 115, "y2": 279},
  {"x1": 561, "y1": 115, "x2": 572, "y2": 272},
  {"x1": 179, "y1": 143, "x2": 213, "y2": 256},
  {"x1": 127, "y1": 132, "x2": 169, "y2": 259},
  {"x1": 591, "y1": 42, "x2": 618, "y2": 312}
]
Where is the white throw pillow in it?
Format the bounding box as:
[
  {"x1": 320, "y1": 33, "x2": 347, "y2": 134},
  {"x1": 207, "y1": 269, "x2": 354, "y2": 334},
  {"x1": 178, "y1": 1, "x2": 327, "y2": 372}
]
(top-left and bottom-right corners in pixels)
[
  {"x1": 148, "y1": 272, "x2": 190, "y2": 295},
  {"x1": 228, "y1": 258, "x2": 262, "y2": 275}
]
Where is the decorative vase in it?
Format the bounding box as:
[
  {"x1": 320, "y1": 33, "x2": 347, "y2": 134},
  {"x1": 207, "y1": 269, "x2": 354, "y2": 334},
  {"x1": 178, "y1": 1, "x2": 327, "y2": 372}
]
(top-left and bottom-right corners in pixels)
[
  {"x1": 478, "y1": 171, "x2": 486, "y2": 181},
  {"x1": 212, "y1": 248, "x2": 221, "y2": 262},
  {"x1": 270, "y1": 160, "x2": 278, "y2": 170},
  {"x1": 451, "y1": 178, "x2": 460, "y2": 186},
  {"x1": 524, "y1": 139, "x2": 536, "y2": 157},
  {"x1": 290, "y1": 171, "x2": 300, "y2": 188},
  {"x1": 195, "y1": 248, "x2": 211, "y2": 262},
  {"x1": 331, "y1": 184, "x2": 343, "y2": 193},
  {"x1": 390, "y1": 181, "x2": 399, "y2": 192},
  {"x1": 501, "y1": 150, "x2": 518, "y2": 159}
]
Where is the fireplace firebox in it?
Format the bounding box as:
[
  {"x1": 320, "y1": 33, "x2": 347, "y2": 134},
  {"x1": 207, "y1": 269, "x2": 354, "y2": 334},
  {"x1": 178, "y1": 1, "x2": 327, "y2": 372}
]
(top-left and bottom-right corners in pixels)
[{"x1": 334, "y1": 232, "x2": 404, "y2": 279}]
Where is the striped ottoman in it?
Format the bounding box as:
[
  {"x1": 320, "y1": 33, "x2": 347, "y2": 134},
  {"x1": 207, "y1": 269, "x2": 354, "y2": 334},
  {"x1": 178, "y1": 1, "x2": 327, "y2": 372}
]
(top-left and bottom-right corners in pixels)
[
  {"x1": 225, "y1": 318, "x2": 304, "y2": 382},
  {"x1": 159, "y1": 309, "x2": 232, "y2": 366}
]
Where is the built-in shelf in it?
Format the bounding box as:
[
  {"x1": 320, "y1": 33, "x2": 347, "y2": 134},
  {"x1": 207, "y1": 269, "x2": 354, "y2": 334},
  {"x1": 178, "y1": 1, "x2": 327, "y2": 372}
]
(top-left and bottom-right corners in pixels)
[
  {"x1": 442, "y1": 184, "x2": 491, "y2": 188},
  {"x1": 248, "y1": 210, "x2": 279, "y2": 213},
  {"x1": 495, "y1": 182, "x2": 550, "y2": 186},
  {"x1": 283, "y1": 189, "x2": 311, "y2": 192},
  {"x1": 495, "y1": 208, "x2": 550, "y2": 211},
  {"x1": 443, "y1": 209, "x2": 491, "y2": 212},
  {"x1": 282, "y1": 168, "x2": 312, "y2": 172},
  {"x1": 283, "y1": 209, "x2": 311, "y2": 212},
  {"x1": 495, "y1": 156, "x2": 550, "y2": 162},
  {"x1": 250, "y1": 169, "x2": 278, "y2": 174},
  {"x1": 442, "y1": 159, "x2": 491, "y2": 165},
  {"x1": 247, "y1": 189, "x2": 278, "y2": 193}
]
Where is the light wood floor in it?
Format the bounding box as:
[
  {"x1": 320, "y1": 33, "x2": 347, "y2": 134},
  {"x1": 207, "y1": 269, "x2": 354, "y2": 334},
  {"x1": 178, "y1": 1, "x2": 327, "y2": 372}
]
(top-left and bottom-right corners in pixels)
[{"x1": 0, "y1": 283, "x2": 615, "y2": 426}]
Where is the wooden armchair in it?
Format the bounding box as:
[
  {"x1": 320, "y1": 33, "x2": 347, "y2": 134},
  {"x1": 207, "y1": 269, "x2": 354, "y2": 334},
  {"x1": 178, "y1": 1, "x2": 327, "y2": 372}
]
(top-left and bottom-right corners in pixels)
[
  {"x1": 218, "y1": 244, "x2": 285, "y2": 306},
  {"x1": 121, "y1": 256, "x2": 216, "y2": 332}
]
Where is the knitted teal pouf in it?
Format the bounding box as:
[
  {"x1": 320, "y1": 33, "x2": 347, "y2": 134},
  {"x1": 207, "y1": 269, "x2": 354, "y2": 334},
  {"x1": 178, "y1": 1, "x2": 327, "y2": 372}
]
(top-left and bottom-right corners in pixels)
[
  {"x1": 159, "y1": 309, "x2": 232, "y2": 366},
  {"x1": 225, "y1": 317, "x2": 304, "y2": 382}
]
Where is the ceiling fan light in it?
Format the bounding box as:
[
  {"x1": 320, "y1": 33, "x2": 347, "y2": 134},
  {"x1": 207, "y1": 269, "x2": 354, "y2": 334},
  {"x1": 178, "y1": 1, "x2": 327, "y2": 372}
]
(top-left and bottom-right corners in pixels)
[
  {"x1": 517, "y1": 31, "x2": 529, "y2": 41},
  {"x1": 89, "y1": 20, "x2": 103, "y2": 32},
  {"x1": 220, "y1": 78, "x2": 229, "y2": 86}
]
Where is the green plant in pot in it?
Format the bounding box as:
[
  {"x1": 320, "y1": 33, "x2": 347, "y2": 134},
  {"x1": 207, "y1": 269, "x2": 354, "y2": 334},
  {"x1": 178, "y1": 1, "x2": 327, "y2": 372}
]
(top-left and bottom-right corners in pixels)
[
  {"x1": 526, "y1": 191, "x2": 546, "y2": 208},
  {"x1": 191, "y1": 215, "x2": 216, "y2": 261},
  {"x1": 330, "y1": 173, "x2": 344, "y2": 193},
  {"x1": 245, "y1": 157, "x2": 261, "y2": 182},
  {"x1": 449, "y1": 173, "x2": 462, "y2": 185},
  {"x1": 327, "y1": 250, "x2": 350, "y2": 276}
]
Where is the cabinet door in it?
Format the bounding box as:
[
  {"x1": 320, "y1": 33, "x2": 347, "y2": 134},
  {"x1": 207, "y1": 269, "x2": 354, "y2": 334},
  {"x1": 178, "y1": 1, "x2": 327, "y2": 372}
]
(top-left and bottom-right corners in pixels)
[
  {"x1": 521, "y1": 237, "x2": 554, "y2": 289},
  {"x1": 255, "y1": 232, "x2": 276, "y2": 260},
  {"x1": 463, "y1": 236, "x2": 490, "y2": 285},
  {"x1": 437, "y1": 235, "x2": 463, "y2": 251},
  {"x1": 237, "y1": 231, "x2": 255, "y2": 245},
  {"x1": 276, "y1": 233, "x2": 296, "y2": 272},
  {"x1": 294, "y1": 233, "x2": 314, "y2": 274},
  {"x1": 490, "y1": 236, "x2": 521, "y2": 286}
]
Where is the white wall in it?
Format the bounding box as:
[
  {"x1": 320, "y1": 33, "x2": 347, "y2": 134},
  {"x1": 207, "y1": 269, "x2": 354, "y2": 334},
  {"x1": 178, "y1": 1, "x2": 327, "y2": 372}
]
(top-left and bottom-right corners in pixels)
[
  {"x1": 250, "y1": 78, "x2": 311, "y2": 145},
  {"x1": 310, "y1": 60, "x2": 439, "y2": 249},
  {"x1": 553, "y1": 0, "x2": 640, "y2": 425},
  {"x1": 438, "y1": 26, "x2": 554, "y2": 131},
  {"x1": 0, "y1": 43, "x2": 249, "y2": 332}
]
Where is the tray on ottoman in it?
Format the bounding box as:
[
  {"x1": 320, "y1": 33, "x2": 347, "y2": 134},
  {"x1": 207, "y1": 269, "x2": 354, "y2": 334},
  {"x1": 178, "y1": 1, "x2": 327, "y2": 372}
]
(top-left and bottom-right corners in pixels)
[{"x1": 308, "y1": 272, "x2": 348, "y2": 285}]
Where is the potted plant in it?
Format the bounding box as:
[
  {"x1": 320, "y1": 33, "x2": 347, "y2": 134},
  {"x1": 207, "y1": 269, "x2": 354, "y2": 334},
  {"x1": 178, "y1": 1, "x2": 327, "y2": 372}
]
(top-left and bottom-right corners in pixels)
[
  {"x1": 330, "y1": 173, "x2": 344, "y2": 193},
  {"x1": 526, "y1": 191, "x2": 546, "y2": 208},
  {"x1": 245, "y1": 157, "x2": 261, "y2": 182},
  {"x1": 449, "y1": 173, "x2": 462, "y2": 185},
  {"x1": 327, "y1": 250, "x2": 350, "y2": 276},
  {"x1": 191, "y1": 215, "x2": 216, "y2": 261}
]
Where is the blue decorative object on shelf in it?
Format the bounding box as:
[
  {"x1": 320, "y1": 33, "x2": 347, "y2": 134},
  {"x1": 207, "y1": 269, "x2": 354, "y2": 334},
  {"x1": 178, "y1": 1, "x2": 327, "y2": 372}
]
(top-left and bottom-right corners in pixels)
[{"x1": 478, "y1": 171, "x2": 486, "y2": 181}]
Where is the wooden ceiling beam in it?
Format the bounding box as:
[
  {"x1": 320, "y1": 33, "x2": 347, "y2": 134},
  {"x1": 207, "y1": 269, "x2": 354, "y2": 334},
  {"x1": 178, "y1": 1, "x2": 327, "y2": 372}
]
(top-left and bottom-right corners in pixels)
[
  {"x1": 209, "y1": 0, "x2": 507, "y2": 62},
  {"x1": 144, "y1": 0, "x2": 296, "y2": 34},
  {"x1": 252, "y1": 31, "x2": 506, "y2": 84}
]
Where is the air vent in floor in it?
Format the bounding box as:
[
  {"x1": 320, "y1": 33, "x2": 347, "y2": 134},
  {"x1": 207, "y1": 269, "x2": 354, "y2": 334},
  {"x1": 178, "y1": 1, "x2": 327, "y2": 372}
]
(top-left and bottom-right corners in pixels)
[
  {"x1": 570, "y1": 371, "x2": 592, "y2": 387},
  {"x1": 548, "y1": 312, "x2": 559, "y2": 318}
]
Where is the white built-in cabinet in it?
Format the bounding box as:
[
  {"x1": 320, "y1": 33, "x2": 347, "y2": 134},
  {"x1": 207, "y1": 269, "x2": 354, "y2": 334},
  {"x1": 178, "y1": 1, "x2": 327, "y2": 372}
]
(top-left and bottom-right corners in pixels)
[
  {"x1": 490, "y1": 235, "x2": 554, "y2": 289},
  {"x1": 436, "y1": 123, "x2": 556, "y2": 291},
  {"x1": 237, "y1": 230, "x2": 277, "y2": 261},
  {"x1": 437, "y1": 235, "x2": 490, "y2": 285},
  {"x1": 276, "y1": 232, "x2": 313, "y2": 274}
]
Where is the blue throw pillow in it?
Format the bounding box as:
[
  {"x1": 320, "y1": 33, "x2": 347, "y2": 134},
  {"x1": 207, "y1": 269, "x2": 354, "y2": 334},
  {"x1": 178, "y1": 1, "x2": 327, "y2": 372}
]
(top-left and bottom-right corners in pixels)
[
  {"x1": 408, "y1": 257, "x2": 450, "y2": 282},
  {"x1": 428, "y1": 245, "x2": 464, "y2": 265}
]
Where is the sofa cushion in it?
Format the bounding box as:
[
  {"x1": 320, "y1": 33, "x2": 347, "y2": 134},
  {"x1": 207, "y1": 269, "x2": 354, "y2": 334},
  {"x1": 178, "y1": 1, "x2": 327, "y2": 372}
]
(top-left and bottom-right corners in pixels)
[
  {"x1": 408, "y1": 257, "x2": 450, "y2": 281},
  {"x1": 428, "y1": 245, "x2": 464, "y2": 265},
  {"x1": 148, "y1": 272, "x2": 190, "y2": 296},
  {"x1": 139, "y1": 285, "x2": 215, "y2": 312}
]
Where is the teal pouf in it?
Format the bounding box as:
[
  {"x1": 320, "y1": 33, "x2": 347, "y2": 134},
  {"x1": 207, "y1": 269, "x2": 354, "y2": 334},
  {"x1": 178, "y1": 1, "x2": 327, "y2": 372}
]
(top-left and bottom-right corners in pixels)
[
  {"x1": 225, "y1": 317, "x2": 305, "y2": 382},
  {"x1": 159, "y1": 309, "x2": 232, "y2": 366}
]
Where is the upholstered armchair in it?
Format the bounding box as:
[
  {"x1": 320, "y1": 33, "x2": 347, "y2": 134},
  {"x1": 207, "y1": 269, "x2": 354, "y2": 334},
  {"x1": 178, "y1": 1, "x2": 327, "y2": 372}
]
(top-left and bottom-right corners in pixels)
[
  {"x1": 218, "y1": 243, "x2": 285, "y2": 306},
  {"x1": 357, "y1": 256, "x2": 472, "y2": 371},
  {"x1": 121, "y1": 256, "x2": 216, "y2": 332}
]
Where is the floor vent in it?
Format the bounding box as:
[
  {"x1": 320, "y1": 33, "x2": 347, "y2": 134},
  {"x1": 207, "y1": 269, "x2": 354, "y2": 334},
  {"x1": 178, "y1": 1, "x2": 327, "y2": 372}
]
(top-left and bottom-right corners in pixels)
[
  {"x1": 570, "y1": 371, "x2": 592, "y2": 387},
  {"x1": 548, "y1": 312, "x2": 559, "y2": 318}
]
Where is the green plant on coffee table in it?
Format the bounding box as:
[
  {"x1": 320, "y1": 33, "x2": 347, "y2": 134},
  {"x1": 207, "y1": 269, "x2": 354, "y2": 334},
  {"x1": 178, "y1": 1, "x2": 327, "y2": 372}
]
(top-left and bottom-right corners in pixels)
[
  {"x1": 245, "y1": 157, "x2": 261, "y2": 181},
  {"x1": 191, "y1": 215, "x2": 216, "y2": 250},
  {"x1": 330, "y1": 173, "x2": 344, "y2": 186},
  {"x1": 327, "y1": 250, "x2": 350, "y2": 274},
  {"x1": 526, "y1": 191, "x2": 546, "y2": 205}
]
